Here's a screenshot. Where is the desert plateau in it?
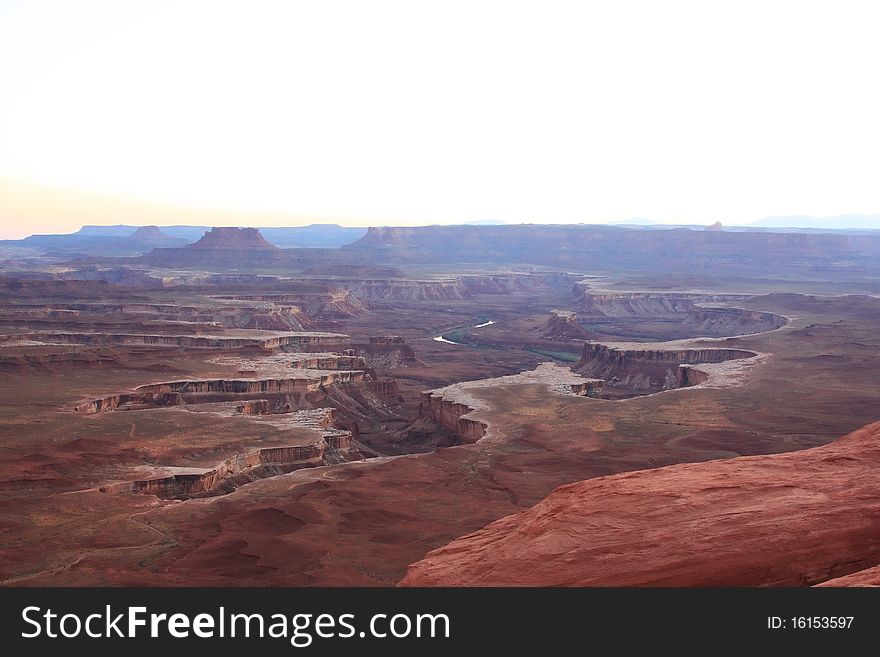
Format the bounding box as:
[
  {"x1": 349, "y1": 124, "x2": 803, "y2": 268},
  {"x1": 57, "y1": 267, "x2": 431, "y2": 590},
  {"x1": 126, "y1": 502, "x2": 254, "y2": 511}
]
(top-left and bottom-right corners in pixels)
[{"x1": 0, "y1": 223, "x2": 877, "y2": 587}]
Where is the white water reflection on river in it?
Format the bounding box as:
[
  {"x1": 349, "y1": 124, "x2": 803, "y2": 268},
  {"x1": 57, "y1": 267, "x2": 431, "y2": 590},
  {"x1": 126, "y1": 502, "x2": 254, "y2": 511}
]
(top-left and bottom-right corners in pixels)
[{"x1": 433, "y1": 319, "x2": 495, "y2": 344}]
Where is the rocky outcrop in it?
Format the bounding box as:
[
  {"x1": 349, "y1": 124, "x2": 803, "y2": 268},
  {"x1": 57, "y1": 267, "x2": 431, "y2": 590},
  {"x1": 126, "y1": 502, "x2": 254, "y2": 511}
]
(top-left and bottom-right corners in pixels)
[
  {"x1": 140, "y1": 227, "x2": 295, "y2": 268},
  {"x1": 567, "y1": 380, "x2": 604, "y2": 398},
  {"x1": 417, "y1": 363, "x2": 603, "y2": 443},
  {"x1": 187, "y1": 227, "x2": 277, "y2": 250},
  {"x1": 572, "y1": 291, "x2": 788, "y2": 338},
  {"x1": 459, "y1": 271, "x2": 575, "y2": 294},
  {"x1": 400, "y1": 421, "x2": 880, "y2": 587},
  {"x1": 1, "y1": 331, "x2": 349, "y2": 351},
  {"x1": 573, "y1": 343, "x2": 757, "y2": 396},
  {"x1": 76, "y1": 371, "x2": 370, "y2": 413},
  {"x1": 541, "y1": 310, "x2": 590, "y2": 339},
  {"x1": 816, "y1": 565, "x2": 880, "y2": 587},
  {"x1": 676, "y1": 365, "x2": 710, "y2": 387},
  {"x1": 100, "y1": 435, "x2": 352, "y2": 499},
  {"x1": 77, "y1": 391, "x2": 185, "y2": 414},
  {"x1": 369, "y1": 377, "x2": 400, "y2": 399},
  {"x1": 0, "y1": 301, "x2": 308, "y2": 327},
  {"x1": 574, "y1": 291, "x2": 733, "y2": 316},
  {"x1": 354, "y1": 337, "x2": 421, "y2": 368},
  {"x1": 419, "y1": 392, "x2": 487, "y2": 443}
]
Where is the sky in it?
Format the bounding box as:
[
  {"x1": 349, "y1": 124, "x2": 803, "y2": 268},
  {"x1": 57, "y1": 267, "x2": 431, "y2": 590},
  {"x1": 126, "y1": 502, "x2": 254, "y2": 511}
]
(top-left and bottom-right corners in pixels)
[{"x1": 1, "y1": 0, "x2": 879, "y2": 239}]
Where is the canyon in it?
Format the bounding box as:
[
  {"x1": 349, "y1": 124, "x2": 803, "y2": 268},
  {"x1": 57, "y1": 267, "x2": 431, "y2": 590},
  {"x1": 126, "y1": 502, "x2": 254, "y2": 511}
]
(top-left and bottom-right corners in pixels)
[{"x1": 1, "y1": 224, "x2": 880, "y2": 588}]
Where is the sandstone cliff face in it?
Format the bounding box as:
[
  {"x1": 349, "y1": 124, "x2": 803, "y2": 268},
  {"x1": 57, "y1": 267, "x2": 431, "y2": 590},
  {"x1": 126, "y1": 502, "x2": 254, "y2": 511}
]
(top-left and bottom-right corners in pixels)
[
  {"x1": 0, "y1": 302, "x2": 312, "y2": 330},
  {"x1": 76, "y1": 371, "x2": 370, "y2": 413},
  {"x1": 541, "y1": 310, "x2": 590, "y2": 339},
  {"x1": 354, "y1": 337, "x2": 420, "y2": 368},
  {"x1": 418, "y1": 392, "x2": 487, "y2": 443},
  {"x1": 100, "y1": 436, "x2": 352, "y2": 499},
  {"x1": 218, "y1": 291, "x2": 368, "y2": 320},
  {"x1": 316, "y1": 278, "x2": 471, "y2": 300},
  {"x1": 369, "y1": 377, "x2": 400, "y2": 399},
  {"x1": 573, "y1": 343, "x2": 756, "y2": 395},
  {"x1": 1, "y1": 331, "x2": 348, "y2": 351},
  {"x1": 400, "y1": 421, "x2": 880, "y2": 587},
  {"x1": 343, "y1": 224, "x2": 880, "y2": 278},
  {"x1": 573, "y1": 291, "x2": 788, "y2": 337},
  {"x1": 289, "y1": 354, "x2": 367, "y2": 370}
]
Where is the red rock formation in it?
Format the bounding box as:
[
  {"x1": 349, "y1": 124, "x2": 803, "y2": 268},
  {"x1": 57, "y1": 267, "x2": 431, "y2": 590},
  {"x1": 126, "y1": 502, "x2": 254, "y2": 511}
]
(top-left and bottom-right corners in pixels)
[
  {"x1": 817, "y1": 566, "x2": 880, "y2": 587},
  {"x1": 100, "y1": 439, "x2": 342, "y2": 499},
  {"x1": 140, "y1": 227, "x2": 294, "y2": 268},
  {"x1": 572, "y1": 291, "x2": 787, "y2": 338},
  {"x1": 1, "y1": 331, "x2": 348, "y2": 351},
  {"x1": 573, "y1": 343, "x2": 756, "y2": 395},
  {"x1": 76, "y1": 371, "x2": 371, "y2": 413},
  {"x1": 321, "y1": 278, "x2": 471, "y2": 300},
  {"x1": 0, "y1": 302, "x2": 312, "y2": 330},
  {"x1": 400, "y1": 421, "x2": 880, "y2": 587},
  {"x1": 187, "y1": 227, "x2": 277, "y2": 250},
  {"x1": 418, "y1": 392, "x2": 487, "y2": 443},
  {"x1": 542, "y1": 310, "x2": 590, "y2": 339},
  {"x1": 567, "y1": 379, "x2": 604, "y2": 397}
]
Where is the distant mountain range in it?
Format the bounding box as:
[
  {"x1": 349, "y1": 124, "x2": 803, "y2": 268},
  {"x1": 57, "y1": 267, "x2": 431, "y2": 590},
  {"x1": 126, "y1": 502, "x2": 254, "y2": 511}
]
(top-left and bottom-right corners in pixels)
[
  {"x1": 750, "y1": 215, "x2": 880, "y2": 230},
  {"x1": 0, "y1": 225, "x2": 187, "y2": 257},
  {"x1": 75, "y1": 223, "x2": 367, "y2": 248},
  {"x1": 0, "y1": 224, "x2": 368, "y2": 256}
]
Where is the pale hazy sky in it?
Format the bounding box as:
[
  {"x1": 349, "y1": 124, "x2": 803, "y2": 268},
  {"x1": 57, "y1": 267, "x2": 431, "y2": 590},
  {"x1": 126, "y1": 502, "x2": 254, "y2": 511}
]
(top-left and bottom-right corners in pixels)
[{"x1": 1, "y1": 1, "x2": 879, "y2": 238}]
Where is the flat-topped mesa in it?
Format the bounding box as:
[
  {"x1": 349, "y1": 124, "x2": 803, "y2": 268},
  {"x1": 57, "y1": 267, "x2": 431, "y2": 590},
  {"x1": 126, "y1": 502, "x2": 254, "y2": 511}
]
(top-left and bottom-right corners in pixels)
[
  {"x1": 418, "y1": 363, "x2": 604, "y2": 443},
  {"x1": 542, "y1": 310, "x2": 590, "y2": 340},
  {"x1": 189, "y1": 227, "x2": 278, "y2": 250},
  {"x1": 129, "y1": 225, "x2": 170, "y2": 241},
  {"x1": 573, "y1": 342, "x2": 758, "y2": 397},
  {"x1": 216, "y1": 290, "x2": 368, "y2": 320},
  {"x1": 0, "y1": 302, "x2": 313, "y2": 331},
  {"x1": 344, "y1": 224, "x2": 880, "y2": 277},
  {"x1": 75, "y1": 370, "x2": 371, "y2": 414},
  {"x1": 0, "y1": 331, "x2": 349, "y2": 351},
  {"x1": 140, "y1": 227, "x2": 297, "y2": 268}
]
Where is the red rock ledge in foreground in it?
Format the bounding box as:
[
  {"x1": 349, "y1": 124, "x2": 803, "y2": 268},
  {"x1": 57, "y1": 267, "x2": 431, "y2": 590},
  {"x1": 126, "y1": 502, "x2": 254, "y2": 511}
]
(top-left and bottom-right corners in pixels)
[{"x1": 400, "y1": 421, "x2": 880, "y2": 587}]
